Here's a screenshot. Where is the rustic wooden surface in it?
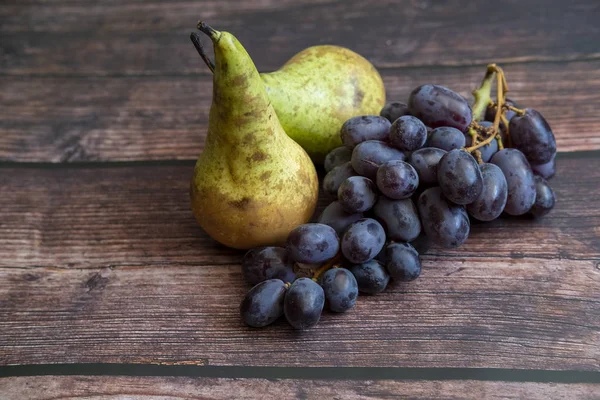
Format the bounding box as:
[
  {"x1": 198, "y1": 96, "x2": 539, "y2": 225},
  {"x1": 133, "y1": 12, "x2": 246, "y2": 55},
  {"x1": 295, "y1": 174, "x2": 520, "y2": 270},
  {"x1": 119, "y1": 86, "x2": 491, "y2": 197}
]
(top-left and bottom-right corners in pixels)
[{"x1": 1, "y1": 0, "x2": 600, "y2": 398}]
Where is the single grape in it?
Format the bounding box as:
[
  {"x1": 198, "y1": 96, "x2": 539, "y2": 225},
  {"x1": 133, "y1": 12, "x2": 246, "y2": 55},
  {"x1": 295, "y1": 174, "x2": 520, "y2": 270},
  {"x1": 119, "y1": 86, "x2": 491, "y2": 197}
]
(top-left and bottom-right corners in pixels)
[
  {"x1": 372, "y1": 196, "x2": 421, "y2": 242},
  {"x1": 317, "y1": 201, "x2": 363, "y2": 235},
  {"x1": 464, "y1": 121, "x2": 499, "y2": 162},
  {"x1": 380, "y1": 101, "x2": 410, "y2": 123},
  {"x1": 242, "y1": 247, "x2": 296, "y2": 285},
  {"x1": 531, "y1": 154, "x2": 556, "y2": 180},
  {"x1": 286, "y1": 223, "x2": 339, "y2": 264},
  {"x1": 323, "y1": 162, "x2": 356, "y2": 195},
  {"x1": 376, "y1": 160, "x2": 419, "y2": 199},
  {"x1": 351, "y1": 140, "x2": 405, "y2": 180},
  {"x1": 408, "y1": 84, "x2": 472, "y2": 131},
  {"x1": 349, "y1": 260, "x2": 390, "y2": 294},
  {"x1": 490, "y1": 149, "x2": 536, "y2": 216},
  {"x1": 437, "y1": 149, "x2": 483, "y2": 205},
  {"x1": 509, "y1": 108, "x2": 556, "y2": 164},
  {"x1": 389, "y1": 115, "x2": 428, "y2": 151},
  {"x1": 340, "y1": 116, "x2": 391, "y2": 148},
  {"x1": 338, "y1": 176, "x2": 378, "y2": 213},
  {"x1": 284, "y1": 278, "x2": 325, "y2": 329},
  {"x1": 530, "y1": 176, "x2": 556, "y2": 217},
  {"x1": 418, "y1": 187, "x2": 470, "y2": 248},
  {"x1": 427, "y1": 126, "x2": 466, "y2": 151},
  {"x1": 320, "y1": 268, "x2": 358, "y2": 312},
  {"x1": 240, "y1": 279, "x2": 287, "y2": 328},
  {"x1": 466, "y1": 163, "x2": 508, "y2": 221},
  {"x1": 385, "y1": 242, "x2": 421, "y2": 281},
  {"x1": 324, "y1": 146, "x2": 353, "y2": 172},
  {"x1": 408, "y1": 147, "x2": 447, "y2": 187},
  {"x1": 341, "y1": 218, "x2": 386, "y2": 264}
]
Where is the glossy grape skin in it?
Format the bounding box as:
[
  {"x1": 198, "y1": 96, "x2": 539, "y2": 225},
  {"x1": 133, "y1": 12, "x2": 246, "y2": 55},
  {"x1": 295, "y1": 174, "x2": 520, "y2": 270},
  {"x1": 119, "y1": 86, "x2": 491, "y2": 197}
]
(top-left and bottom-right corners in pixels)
[
  {"x1": 376, "y1": 160, "x2": 419, "y2": 199},
  {"x1": 530, "y1": 176, "x2": 556, "y2": 217},
  {"x1": 389, "y1": 116, "x2": 428, "y2": 151},
  {"x1": 437, "y1": 149, "x2": 483, "y2": 205},
  {"x1": 372, "y1": 196, "x2": 421, "y2": 242},
  {"x1": 510, "y1": 108, "x2": 556, "y2": 164},
  {"x1": 240, "y1": 279, "x2": 286, "y2": 328},
  {"x1": 317, "y1": 201, "x2": 363, "y2": 235},
  {"x1": 341, "y1": 116, "x2": 391, "y2": 148},
  {"x1": 323, "y1": 162, "x2": 356, "y2": 195},
  {"x1": 531, "y1": 154, "x2": 556, "y2": 180},
  {"x1": 341, "y1": 218, "x2": 386, "y2": 264},
  {"x1": 380, "y1": 102, "x2": 410, "y2": 123},
  {"x1": 407, "y1": 147, "x2": 447, "y2": 187},
  {"x1": 490, "y1": 149, "x2": 536, "y2": 216},
  {"x1": 349, "y1": 260, "x2": 390, "y2": 294},
  {"x1": 338, "y1": 176, "x2": 378, "y2": 213},
  {"x1": 466, "y1": 163, "x2": 508, "y2": 221},
  {"x1": 418, "y1": 187, "x2": 470, "y2": 248},
  {"x1": 351, "y1": 140, "x2": 406, "y2": 180},
  {"x1": 284, "y1": 278, "x2": 325, "y2": 329},
  {"x1": 427, "y1": 127, "x2": 466, "y2": 151},
  {"x1": 242, "y1": 247, "x2": 296, "y2": 285},
  {"x1": 286, "y1": 223, "x2": 339, "y2": 264},
  {"x1": 408, "y1": 84, "x2": 472, "y2": 131},
  {"x1": 464, "y1": 121, "x2": 499, "y2": 162},
  {"x1": 324, "y1": 146, "x2": 353, "y2": 172},
  {"x1": 320, "y1": 268, "x2": 358, "y2": 312},
  {"x1": 385, "y1": 242, "x2": 421, "y2": 281}
]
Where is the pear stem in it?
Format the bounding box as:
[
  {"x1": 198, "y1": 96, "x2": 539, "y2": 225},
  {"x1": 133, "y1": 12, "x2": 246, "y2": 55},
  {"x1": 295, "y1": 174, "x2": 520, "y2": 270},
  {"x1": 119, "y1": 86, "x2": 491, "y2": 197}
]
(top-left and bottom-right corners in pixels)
[
  {"x1": 197, "y1": 21, "x2": 222, "y2": 42},
  {"x1": 190, "y1": 32, "x2": 215, "y2": 73}
]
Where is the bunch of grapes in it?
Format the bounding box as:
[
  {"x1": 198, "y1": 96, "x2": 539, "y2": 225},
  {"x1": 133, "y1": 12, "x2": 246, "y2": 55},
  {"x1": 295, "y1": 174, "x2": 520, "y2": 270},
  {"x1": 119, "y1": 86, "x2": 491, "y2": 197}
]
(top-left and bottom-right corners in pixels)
[{"x1": 239, "y1": 64, "x2": 557, "y2": 330}]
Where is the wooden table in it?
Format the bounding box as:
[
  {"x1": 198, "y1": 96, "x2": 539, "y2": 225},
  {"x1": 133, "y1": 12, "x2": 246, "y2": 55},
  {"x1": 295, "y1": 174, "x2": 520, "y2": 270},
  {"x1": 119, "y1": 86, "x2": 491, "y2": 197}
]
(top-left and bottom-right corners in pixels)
[{"x1": 1, "y1": 0, "x2": 599, "y2": 398}]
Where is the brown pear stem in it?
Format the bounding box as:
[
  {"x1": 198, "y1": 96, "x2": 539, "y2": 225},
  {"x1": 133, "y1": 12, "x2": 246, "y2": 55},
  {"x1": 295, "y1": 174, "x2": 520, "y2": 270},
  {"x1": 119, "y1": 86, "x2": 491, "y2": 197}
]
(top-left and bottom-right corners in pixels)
[
  {"x1": 190, "y1": 32, "x2": 215, "y2": 73},
  {"x1": 197, "y1": 21, "x2": 222, "y2": 42}
]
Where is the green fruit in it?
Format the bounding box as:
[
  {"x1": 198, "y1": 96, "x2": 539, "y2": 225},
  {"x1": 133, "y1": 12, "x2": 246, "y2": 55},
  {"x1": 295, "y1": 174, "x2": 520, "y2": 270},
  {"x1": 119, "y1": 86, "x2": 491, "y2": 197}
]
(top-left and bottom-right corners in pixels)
[
  {"x1": 189, "y1": 24, "x2": 319, "y2": 250},
  {"x1": 261, "y1": 46, "x2": 386, "y2": 163}
]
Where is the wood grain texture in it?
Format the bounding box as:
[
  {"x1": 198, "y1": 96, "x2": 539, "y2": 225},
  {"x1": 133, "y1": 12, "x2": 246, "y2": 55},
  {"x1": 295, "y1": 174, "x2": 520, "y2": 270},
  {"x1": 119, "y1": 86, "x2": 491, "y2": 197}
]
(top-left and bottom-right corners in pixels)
[
  {"x1": 1, "y1": 376, "x2": 599, "y2": 400},
  {"x1": 1, "y1": 61, "x2": 599, "y2": 162},
  {"x1": 1, "y1": 0, "x2": 599, "y2": 76}
]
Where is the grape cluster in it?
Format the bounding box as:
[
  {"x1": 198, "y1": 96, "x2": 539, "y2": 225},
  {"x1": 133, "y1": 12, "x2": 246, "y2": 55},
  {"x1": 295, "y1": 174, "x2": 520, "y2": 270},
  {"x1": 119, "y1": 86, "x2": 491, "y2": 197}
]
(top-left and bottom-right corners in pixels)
[{"x1": 240, "y1": 73, "x2": 557, "y2": 330}]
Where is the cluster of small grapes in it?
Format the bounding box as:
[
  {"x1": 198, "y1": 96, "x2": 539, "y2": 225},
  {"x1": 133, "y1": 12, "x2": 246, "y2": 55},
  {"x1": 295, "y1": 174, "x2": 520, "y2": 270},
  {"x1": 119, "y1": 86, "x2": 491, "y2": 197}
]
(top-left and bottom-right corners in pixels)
[{"x1": 240, "y1": 68, "x2": 557, "y2": 330}]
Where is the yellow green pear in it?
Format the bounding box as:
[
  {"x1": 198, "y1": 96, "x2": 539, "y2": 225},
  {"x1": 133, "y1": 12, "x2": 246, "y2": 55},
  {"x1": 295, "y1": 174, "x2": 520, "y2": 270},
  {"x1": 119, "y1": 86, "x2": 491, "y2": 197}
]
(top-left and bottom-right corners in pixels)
[
  {"x1": 261, "y1": 46, "x2": 386, "y2": 162},
  {"x1": 189, "y1": 24, "x2": 318, "y2": 250}
]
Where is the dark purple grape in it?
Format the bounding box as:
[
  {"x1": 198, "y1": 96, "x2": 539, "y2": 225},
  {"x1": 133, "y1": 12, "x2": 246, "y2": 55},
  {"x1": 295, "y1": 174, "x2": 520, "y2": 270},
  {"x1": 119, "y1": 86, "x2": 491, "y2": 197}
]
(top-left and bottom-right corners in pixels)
[
  {"x1": 389, "y1": 115, "x2": 428, "y2": 151},
  {"x1": 385, "y1": 242, "x2": 421, "y2": 281},
  {"x1": 372, "y1": 197, "x2": 421, "y2": 242},
  {"x1": 380, "y1": 102, "x2": 410, "y2": 123},
  {"x1": 531, "y1": 154, "x2": 556, "y2": 180},
  {"x1": 242, "y1": 247, "x2": 296, "y2": 285},
  {"x1": 510, "y1": 108, "x2": 557, "y2": 164},
  {"x1": 418, "y1": 187, "x2": 470, "y2": 248},
  {"x1": 376, "y1": 160, "x2": 419, "y2": 199},
  {"x1": 349, "y1": 260, "x2": 390, "y2": 294},
  {"x1": 341, "y1": 218, "x2": 386, "y2": 264},
  {"x1": 437, "y1": 149, "x2": 483, "y2": 205},
  {"x1": 427, "y1": 126, "x2": 466, "y2": 151},
  {"x1": 341, "y1": 116, "x2": 391, "y2": 148},
  {"x1": 408, "y1": 84, "x2": 472, "y2": 131},
  {"x1": 323, "y1": 162, "x2": 356, "y2": 195},
  {"x1": 486, "y1": 98, "x2": 519, "y2": 131},
  {"x1": 530, "y1": 176, "x2": 555, "y2": 217},
  {"x1": 338, "y1": 176, "x2": 378, "y2": 213},
  {"x1": 466, "y1": 163, "x2": 508, "y2": 221},
  {"x1": 286, "y1": 223, "x2": 339, "y2": 264},
  {"x1": 351, "y1": 140, "x2": 405, "y2": 180},
  {"x1": 490, "y1": 149, "x2": 536, "y2": 216},
  {"x1": 284, "y1": 278, "x2": 324, "y2": 329},
  {"x1": 240, "y1": 279, "x2": 286, "y2": 328},
  {"x1": 317, "y1": 201, "x2": 363, "y2": 235},
  {"x1": 464, "y1": 121, "x2": 499, "y2": 163},
  {"x1": 324, "y1": 146, "x2": 352, "y2": 172},
  {"x1": 408, "y1": 147, "x2": 447, "y2": 187},
  {"x1": 321, "y1": 268, "x2": 358, "y2": 312}
]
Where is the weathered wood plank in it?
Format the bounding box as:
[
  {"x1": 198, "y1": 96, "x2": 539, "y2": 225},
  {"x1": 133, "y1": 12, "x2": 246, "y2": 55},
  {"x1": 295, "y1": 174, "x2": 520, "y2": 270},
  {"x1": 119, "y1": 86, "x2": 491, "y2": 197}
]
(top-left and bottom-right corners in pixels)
[
  {"x1": 1, "y1": 61, "x2": 599, "y2": 162},
  {"x1": 1, "y1": 0, "x2": 599, "y2": 75},
  {"x1": 1, "y1": 376, "x2": 598, "y2": 400}
]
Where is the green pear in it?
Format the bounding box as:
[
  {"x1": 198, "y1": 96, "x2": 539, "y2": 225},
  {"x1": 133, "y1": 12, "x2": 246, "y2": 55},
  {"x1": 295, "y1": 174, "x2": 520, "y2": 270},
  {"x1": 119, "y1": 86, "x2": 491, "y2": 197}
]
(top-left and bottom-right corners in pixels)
[
  {"x1": 189, "y1": 24, "x2": 319, "y2": 250},
  {"x1": 261, "y1": 46, "x2": 386, "y2": 162}
]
